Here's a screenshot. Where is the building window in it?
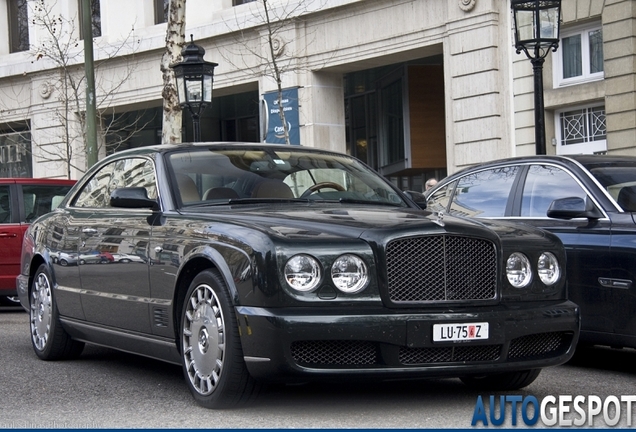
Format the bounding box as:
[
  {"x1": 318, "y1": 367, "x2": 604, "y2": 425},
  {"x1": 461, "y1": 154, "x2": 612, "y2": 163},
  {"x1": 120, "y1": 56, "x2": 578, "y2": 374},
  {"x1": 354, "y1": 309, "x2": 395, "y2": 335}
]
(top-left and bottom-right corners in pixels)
[
  {"x1": 105, "y1": 107, "x2": 163, "y2": 155},
  {"x1": 79, "y1": 0, "x2": 102, "y2": 39},
  {"x1": 555, "y1": 105, "x2": 606, "y2": 155},
  {"x1": 0, "y1": 127, "x2": 32, "y2": 177},
  {"x1": 553, "y1": 24, "x2": 603, "y2": 87},
  {"x1": 155, "y1": 0, "x2": 169, "y2": 24},
  {"x1": 8, "y1": 0, "x2": 30, "y2": 53},
  {"x1": 233, "y1": 0, "x2": 256, "y2": 5}
]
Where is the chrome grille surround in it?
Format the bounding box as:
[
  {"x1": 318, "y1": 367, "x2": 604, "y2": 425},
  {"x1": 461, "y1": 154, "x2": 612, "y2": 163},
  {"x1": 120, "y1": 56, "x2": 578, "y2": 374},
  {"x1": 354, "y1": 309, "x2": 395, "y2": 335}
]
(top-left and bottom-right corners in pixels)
[{"x1": 386, "y1": 235, "x2": 498, "y2": 303}]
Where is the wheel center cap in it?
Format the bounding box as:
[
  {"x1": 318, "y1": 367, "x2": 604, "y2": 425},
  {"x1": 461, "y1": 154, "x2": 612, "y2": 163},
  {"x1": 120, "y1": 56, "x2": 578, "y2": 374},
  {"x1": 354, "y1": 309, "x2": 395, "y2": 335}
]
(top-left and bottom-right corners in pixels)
[{"x1": 198, "y1": 328, "x2": 209, "y2": 353}]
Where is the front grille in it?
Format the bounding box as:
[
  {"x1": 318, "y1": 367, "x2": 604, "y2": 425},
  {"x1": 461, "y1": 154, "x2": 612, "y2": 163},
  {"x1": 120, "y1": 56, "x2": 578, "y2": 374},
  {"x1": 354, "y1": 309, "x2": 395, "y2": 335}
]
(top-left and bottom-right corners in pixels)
[
  {"x1": 399, "y1": 345, "x2": 501, "y2": 364},
  {"x1": 508, "y1": 332, "x2": 570, "y2": 360},
  {"x1": 291, "y1": 340, "x2": 378, "y2": 366},
  {"x1": 386, "y1": 235, "x2": 497, "y2": 303}
]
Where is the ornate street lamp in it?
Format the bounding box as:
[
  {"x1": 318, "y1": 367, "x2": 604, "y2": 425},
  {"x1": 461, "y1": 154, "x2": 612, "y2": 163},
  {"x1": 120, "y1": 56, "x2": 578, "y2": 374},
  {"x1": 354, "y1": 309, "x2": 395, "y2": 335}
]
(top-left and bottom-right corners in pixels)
[
  {"x1": 170, "y1": 36, "x2": 218, "y2": 142},
  {"x1": 511, "y1": 0, "x2": 561, "y2": 155}
]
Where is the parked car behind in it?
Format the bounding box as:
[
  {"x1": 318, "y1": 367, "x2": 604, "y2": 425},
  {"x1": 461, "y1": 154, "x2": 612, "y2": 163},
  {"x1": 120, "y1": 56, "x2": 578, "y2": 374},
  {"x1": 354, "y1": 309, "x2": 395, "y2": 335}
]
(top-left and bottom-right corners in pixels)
[
  {"x1": 426, "y1": 154, "x2": 636, "y2": 351},
  {"x1": 18, "y1": 143, "x2": 579, "y2": 408},
  {"x1": 0, "y1": 177, "x2": 75, "y2": 306},
  {"x1": 111, "y1": 253, "x2": 146, "y2": 263}
]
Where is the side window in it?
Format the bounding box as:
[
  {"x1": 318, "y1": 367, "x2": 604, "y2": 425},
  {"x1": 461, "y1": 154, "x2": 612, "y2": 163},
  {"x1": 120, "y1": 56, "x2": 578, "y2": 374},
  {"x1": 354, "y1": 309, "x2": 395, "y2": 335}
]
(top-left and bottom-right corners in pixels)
[
  {"x1": 110, "y1": 158, "x2": 157, "y2": 200},
  {"x1": 426, "y1": 181, "x2": 456, "y2": 213},
  {"x1": 74, "y1": 158, "x2": 157, "y2": 208},
  {"x1": 521, "y1": 165, "x2": 587, "y2": 217},
  {"x1": 22, "y1": 185, "x2": 74, "y2": 222},
  {"x1": 0, "y1": 186, "x2": 12, "y2": 223},
  {"x1": 73, "y1": 162, "x2": 116, "y2": 208},
  {"x1": 450, "y1": 166, "x2": 519, "y2": 218}
]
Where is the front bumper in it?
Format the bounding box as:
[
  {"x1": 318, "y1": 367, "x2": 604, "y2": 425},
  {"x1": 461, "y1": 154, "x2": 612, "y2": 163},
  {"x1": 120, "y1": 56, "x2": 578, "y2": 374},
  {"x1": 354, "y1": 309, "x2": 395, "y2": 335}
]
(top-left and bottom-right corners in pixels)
[{"x1": 236, "y1": 300, "x2": 580, "y2": 382}]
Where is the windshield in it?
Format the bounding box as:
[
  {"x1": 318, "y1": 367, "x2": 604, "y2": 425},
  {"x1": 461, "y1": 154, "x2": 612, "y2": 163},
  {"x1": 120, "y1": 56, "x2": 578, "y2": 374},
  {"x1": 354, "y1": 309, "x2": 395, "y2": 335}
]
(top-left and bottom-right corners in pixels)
[
  {"x1": 167, "y1": 147, "x2": 407, "y2": 207},
  {"x1": 588, "y1": 165, "x2": 636, "y2": 203}
]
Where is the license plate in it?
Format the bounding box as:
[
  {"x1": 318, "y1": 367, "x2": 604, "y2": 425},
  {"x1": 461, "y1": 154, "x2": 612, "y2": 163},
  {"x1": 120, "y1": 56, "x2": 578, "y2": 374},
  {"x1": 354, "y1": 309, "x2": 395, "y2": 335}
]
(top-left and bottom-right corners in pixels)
[{"x1": 433, "y1": 322, "x2": 489, "y2": 342}]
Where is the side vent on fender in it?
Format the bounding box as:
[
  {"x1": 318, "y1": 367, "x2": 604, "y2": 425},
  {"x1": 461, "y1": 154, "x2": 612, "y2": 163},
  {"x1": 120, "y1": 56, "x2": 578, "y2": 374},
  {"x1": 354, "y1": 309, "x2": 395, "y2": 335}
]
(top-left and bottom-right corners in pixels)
[{"x1": 153, "y1": 307, "x2": 169, "y2": 328}]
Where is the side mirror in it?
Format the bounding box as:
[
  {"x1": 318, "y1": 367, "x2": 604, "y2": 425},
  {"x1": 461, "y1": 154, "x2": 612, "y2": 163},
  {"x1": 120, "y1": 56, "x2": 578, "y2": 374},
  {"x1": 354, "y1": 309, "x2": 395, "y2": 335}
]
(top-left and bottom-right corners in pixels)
[
  {"x1": 110, "y1": 187, "x2": 159, "y2": 210},
  {"x1": 403, "y1": 190, "x2": 427, "y2": 210},
  {"x1": 547, "y1": 196, "x2": 602, "y2": 220}
]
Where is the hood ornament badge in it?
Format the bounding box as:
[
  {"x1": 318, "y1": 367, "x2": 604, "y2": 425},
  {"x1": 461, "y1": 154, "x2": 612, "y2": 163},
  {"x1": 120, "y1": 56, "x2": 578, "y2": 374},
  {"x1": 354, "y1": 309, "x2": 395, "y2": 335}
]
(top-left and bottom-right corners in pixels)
[{"x1": 433, "y1": 210, "x2": 445, "y2": 227}]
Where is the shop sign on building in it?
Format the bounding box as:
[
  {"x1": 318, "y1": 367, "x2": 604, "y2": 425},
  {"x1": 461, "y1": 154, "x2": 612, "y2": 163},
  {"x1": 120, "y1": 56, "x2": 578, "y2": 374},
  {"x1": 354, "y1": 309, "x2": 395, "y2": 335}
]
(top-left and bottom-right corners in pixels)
[{"x1": 262, "y1": 88, "x2": 300, "y2": 145}]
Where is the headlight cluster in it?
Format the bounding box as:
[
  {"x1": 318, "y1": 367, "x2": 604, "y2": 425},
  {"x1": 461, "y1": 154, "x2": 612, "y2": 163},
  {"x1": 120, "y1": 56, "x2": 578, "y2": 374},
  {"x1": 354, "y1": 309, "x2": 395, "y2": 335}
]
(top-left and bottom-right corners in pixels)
[
  {"x1": 284, "y1": 254, "x2": 369, "y2": 294},
  {"x1": 506, "y1": 252, "x2": 560, "y2": 288}
]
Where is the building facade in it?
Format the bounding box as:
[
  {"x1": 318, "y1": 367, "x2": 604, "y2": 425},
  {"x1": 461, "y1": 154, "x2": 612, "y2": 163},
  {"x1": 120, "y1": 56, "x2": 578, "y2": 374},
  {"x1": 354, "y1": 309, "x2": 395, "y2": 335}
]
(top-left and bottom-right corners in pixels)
[{"x1": 1, "y1": 0, "x2": 635, "y2": 191}]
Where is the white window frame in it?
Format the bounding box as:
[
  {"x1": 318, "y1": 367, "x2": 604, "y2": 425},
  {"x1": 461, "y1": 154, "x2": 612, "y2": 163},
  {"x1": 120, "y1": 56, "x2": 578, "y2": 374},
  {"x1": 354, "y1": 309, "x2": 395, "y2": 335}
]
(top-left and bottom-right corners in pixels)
[
  {"x1": 554, "y1": 104, "x2": 606, "y2": 155},
  {"x1": 552, "y1": 23, "x2": 604, "y2": 88}
]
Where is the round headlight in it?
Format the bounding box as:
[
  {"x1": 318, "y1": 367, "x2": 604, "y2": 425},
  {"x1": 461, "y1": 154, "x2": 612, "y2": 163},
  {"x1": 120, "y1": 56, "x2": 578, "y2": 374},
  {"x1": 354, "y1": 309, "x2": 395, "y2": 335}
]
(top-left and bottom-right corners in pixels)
[
  {"x1": 284, "y1": 254, "x2": 321, "y2": 292},
  {"x1": 538, "y1": 252, "x2": 560, "y2": 286},
  {"x1": 506, "y1": 252, "x2": 532, "y2": 288},
  {"x1": 331, "y1": 254, "x2": 368, "y2": 293}
]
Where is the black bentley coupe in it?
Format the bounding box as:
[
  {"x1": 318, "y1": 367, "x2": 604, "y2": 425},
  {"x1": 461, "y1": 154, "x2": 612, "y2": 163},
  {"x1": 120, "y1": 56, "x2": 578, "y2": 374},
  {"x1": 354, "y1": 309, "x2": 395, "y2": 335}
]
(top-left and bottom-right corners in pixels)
[{"x1": 17, "y1": 143, "x2": 579, "y2": 408}]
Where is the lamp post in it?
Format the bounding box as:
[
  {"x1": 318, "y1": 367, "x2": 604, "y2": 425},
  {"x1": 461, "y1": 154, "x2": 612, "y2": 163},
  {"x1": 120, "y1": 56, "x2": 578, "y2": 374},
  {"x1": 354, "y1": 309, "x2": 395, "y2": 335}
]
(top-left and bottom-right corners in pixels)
[
  {"x1": 170, "y1": 35, "x2": 218, "y2": 142},
  {"x1": 511, "y1": 0, "x2": 561, "y2": 155}
]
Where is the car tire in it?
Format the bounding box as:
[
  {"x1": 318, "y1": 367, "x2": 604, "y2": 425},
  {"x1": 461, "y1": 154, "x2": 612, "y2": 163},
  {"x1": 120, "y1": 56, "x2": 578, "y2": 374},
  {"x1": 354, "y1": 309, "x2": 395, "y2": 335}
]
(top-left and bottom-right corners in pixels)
[
  {"x1": 79, "y1": 259, "x2": 86, "y2": 265},
  {"x1": 180, "y1": 269, "x2": 261, "y2": 408},
  {"x1": 460, "y1": 369, "x2": 541, "y2": 390},
  {"x1": 59, "y1": 259, "x2": 68, "y2": 266},
  {"x1": 30, "y1": 264, "x2": 84, "y2": 360}
]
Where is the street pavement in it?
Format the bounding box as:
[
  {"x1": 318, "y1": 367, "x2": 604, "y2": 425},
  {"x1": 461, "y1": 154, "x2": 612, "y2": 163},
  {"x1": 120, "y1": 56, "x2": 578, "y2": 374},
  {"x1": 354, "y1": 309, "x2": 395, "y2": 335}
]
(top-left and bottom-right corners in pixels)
[{"x1": 1, "y1": 307, "x2": 634, "y2": 428}]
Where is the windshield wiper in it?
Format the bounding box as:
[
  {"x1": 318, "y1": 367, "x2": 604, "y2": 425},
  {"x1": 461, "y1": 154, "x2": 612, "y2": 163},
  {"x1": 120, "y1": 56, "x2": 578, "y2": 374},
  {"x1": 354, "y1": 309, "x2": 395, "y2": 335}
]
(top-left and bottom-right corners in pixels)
[
  {"x1": 187, "y1": 198, "x2": 312, "y2": 207},
  {"x1": 338, "y1": 198, "x2": 404, "y2": 207}
]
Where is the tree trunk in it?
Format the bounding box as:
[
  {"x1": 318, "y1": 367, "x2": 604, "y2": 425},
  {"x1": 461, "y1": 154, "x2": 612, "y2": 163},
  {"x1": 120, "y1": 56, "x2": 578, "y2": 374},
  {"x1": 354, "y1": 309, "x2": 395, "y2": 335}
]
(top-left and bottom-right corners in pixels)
[{"x1": 161, "y1": 0, "x2": 186, "y2": 144}]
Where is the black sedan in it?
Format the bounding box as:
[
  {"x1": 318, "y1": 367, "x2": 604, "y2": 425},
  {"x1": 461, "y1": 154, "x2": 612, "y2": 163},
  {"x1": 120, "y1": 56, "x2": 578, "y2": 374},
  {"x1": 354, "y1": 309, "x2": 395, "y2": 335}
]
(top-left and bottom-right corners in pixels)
[
  {"x1": 427, "y1": 154, "x2": 636, "y2": 351},
  {"x1": 18, "y1": 143, "x2": 579, "y2": 408}
]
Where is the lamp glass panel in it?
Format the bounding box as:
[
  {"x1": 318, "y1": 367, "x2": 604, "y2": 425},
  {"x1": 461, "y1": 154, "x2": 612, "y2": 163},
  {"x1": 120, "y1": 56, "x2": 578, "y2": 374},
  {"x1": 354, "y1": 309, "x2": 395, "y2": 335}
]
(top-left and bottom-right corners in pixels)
[
  {"x1": 515, "y1": 10, "x2": 535, "y2": 42},
  {"x1": 539, "y1": 7, "x2": 559, "y2": 39},
  {"x1": 185, "y1": 78, "x2": 203, "y2": 103},
  {"x1": 203, "y1": 75, "x2": 213, "y2": 102},
  {"x1": 176, "y1": 76, "x2": 186, "y2": 105}
]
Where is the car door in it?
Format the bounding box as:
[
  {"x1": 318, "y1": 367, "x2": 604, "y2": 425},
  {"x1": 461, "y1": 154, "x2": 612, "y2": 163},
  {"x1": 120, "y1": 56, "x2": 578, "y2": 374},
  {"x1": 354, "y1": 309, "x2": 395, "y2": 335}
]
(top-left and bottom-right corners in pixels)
[
  {"x1": 513, "y1": 164, "x2": 614, "y2": 335},
  {"x1": 604, "y1": 211, "x2": 636, "y2": 340},
  {"x1": 70, "y1": 157, "x2": 154, "y2": 333},
  {"x1": 0, "y1": 182, "x2": 22, "y2": 293}
]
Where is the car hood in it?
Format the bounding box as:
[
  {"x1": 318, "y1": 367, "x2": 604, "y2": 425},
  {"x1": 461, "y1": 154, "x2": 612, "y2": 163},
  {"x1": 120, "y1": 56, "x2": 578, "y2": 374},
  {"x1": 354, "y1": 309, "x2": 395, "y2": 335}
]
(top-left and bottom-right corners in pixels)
[{"x1": 180, "y1": 204, "x2": 549, "y2": 243}]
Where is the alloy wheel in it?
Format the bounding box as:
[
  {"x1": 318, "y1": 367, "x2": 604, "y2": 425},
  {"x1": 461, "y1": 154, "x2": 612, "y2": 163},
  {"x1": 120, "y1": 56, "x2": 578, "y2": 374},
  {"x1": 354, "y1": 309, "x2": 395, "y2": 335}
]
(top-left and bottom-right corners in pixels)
[
  {"x1": 182, "y1": 283, "x2": 226, "y2": 395},
  {"x1": 31, "y1": 272, "x2": 53, "y2": 351}
]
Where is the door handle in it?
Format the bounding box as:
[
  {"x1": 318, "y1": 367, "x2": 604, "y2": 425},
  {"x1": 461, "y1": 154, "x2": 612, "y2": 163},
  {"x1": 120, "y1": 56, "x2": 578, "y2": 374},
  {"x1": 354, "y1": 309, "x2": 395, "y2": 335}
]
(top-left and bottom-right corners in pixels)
[
  {"x1": 598, "y1": 277, "x2": 632, "y2": 289},
  {"x1": 0, "y1": 232, "x2": 18, "y2": 238}
]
